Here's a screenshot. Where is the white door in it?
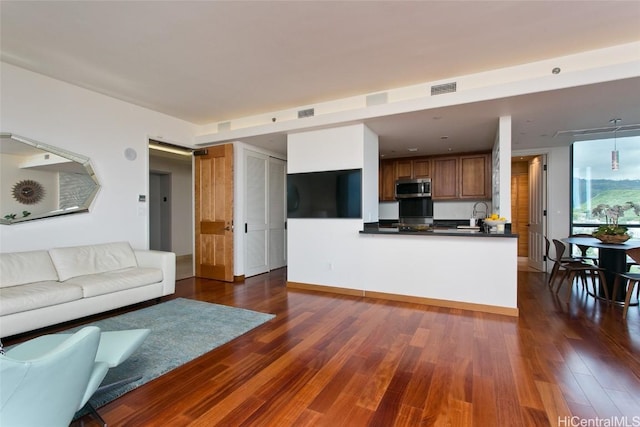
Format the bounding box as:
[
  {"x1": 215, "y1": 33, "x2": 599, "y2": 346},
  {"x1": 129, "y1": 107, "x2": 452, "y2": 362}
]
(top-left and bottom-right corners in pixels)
[
  {"x1": 244, "y1": 151, "x2": 269, "y2": 277},
  {"x1": 528, "y1": 155, "x2": 546, "y2": 271},
  {"x1": 269, "y1": 157, "x2": 287, "y2": 270}
]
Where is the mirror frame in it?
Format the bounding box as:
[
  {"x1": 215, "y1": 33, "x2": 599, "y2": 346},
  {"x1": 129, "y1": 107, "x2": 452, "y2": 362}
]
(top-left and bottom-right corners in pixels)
[{"x1": 0, "y1": 132, "x2": 101, "y2": 225}]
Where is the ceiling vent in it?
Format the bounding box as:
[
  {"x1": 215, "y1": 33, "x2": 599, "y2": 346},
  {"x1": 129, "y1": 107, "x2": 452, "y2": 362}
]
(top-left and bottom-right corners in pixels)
[
  {"x1": 431, "y1": 82, "x2": 457, "y2": 96},
  {"x1": 554, "y1": 123, "x2": 640, "y2": 137},
  {"x1": 217, "y1": 121, "x2": 231, "y2": 132},
  {"x1": 366, "y1": 92, "x2": 388, "y2": 106},
  {"x1": 298, "y1": 108, "x2": 315, "y2": 118}
]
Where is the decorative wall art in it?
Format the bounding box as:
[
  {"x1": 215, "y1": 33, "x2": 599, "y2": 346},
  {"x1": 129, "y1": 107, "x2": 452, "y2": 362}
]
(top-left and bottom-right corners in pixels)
[{"x1": 11, "y1": 179, "x2": 45, "y2": 205}]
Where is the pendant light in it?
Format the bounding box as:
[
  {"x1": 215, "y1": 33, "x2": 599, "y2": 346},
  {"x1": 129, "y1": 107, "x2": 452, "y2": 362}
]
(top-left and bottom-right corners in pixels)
[{"x1": 610, "y1": 118, "x2": 621, "y2": 171}]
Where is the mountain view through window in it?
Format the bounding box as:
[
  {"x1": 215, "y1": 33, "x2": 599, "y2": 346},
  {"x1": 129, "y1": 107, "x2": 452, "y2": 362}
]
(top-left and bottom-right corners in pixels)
[{"x1": 572, "y1": 135, "x2": 640, "y2": 238}]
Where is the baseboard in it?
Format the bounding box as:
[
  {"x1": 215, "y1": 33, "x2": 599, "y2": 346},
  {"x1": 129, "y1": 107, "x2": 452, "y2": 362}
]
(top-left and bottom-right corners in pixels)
[
  {"x1": 287, "y1": 281, "x2": 364, "y2": 297},
  {"x1": 286, "y1": 281, "x2": 519, "y2": 317}
]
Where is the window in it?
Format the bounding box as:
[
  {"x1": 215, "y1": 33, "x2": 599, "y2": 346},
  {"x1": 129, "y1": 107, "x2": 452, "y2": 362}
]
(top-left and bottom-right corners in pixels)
[{"x1": 571, "y1": 135, "x2": 640, "y2": 242}]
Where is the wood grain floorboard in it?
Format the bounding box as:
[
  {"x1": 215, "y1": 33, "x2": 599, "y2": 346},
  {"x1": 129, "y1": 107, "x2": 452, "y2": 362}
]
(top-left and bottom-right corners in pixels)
[{"x1": 6, "y1": 267, "x2": 640, "y2": 426}]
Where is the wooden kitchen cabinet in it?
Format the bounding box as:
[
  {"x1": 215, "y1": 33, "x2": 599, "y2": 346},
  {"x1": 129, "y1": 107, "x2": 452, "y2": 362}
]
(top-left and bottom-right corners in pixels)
[
  {"x1": 412, "y1": 158, "x2": 431, "y2": 178},
  {"x1": 431, "y1": 153, "x2": 490, "y2": 200},
  {"x1": 379, "y1": 159, "x2": 396, "y2": 201},
  {"x1": 379, "y1": 152, "x2": 488, "y2": 201},
  {"x1": 395, "y1": 158, "x2": 432, "y2": 181},
  {"x1": 395, "y1": 160, "x2": 413, "y2": 180},
  {"x1": 379, "y1": 157, "x2": 432, "y2": 201},
  {"x1": 459, "y1": 153, "x2": 490, "y2": 199},
  {"x1": 432, "y1": 157, "x2": 458, "y2": 199}
]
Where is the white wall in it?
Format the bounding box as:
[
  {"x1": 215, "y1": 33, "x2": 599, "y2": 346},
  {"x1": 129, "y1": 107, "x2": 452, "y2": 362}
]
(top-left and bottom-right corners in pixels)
[
  {"x1": 287, "y1": 124, "x2": 378, "y2": 286},
  {"x1": 497, "y1": 116, "x2": 512, "y2": 221},
  {"x1": 287, "y1": 124, "x2": 517, "y2": 311},
  {"x1": 0, "y1": 63, "x2": 197, "y2": 253}
]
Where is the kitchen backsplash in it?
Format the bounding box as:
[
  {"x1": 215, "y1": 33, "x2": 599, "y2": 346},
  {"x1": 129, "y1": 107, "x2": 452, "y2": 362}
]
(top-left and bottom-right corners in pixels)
[{"x1": 379, "y1": 200, "x2": 493, "y2": 220}]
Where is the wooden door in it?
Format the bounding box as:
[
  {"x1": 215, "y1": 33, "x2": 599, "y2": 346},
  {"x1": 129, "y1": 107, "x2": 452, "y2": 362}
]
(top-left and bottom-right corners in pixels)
[
  {"x1": 431, "y1": 157, "x2": 458, "y2": 199},
  {"x1": 511, "y1": 162, "x2": 529, "y2": 257},
  {"x1": 195, "y1": 144, "x2": 234, "y2": 281},
  {"x1": 528, "y1": 155, "x2": 546, "y2": 272}
]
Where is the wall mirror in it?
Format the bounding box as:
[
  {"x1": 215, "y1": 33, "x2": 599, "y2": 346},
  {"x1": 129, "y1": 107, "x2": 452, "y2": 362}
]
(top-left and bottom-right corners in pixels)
[{"x1": 0, "y1": 132, "x2": 100, "y2": 225}]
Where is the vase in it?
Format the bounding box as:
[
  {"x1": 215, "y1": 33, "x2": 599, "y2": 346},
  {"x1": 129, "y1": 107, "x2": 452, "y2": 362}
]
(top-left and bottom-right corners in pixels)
[{"x1": 594, "y1": 234, "x2": 630, "y2": 244}]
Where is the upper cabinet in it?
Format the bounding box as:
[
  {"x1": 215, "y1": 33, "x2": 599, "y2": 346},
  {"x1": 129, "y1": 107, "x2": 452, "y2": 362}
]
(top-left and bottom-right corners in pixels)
[
  {"x1": 432, "y1": 153, "x2": 490, "y2": 200},
  {"x1": 458, "y1": 153, "x2": 490, "y2": 199},
  {"x1": 379, "y1": 152, "x2": 490, "y2": 201},
  {"x1": 432, "y1": 156, "x2": 458, "y2": 199},
  {"x1": 379, "y1": 158, "x2": 433, "y2": 201},
  {"x1": 412, "y1": 158, "x2": 431, "y2": 179},
  {"x1": 379, "y1": 159, "x2": 396, "y2": 201}
]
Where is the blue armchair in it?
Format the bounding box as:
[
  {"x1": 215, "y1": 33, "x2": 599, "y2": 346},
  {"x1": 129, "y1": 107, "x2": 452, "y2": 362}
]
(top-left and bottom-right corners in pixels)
[{"x1": 0, "y1": 326, "x2": 109, "y2": 427}]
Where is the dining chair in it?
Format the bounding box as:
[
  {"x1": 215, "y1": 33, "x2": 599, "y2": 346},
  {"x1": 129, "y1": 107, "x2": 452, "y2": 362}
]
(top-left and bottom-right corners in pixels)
[
  {"x1": 552, "y1": 239, "x2": 610, "y2": 302},
  {"x1": 612, "y1": 247, "x2": 640, "y2": 319},
  {"x1": 545, "y1": 236, "x2": 584, "y2": 289}
]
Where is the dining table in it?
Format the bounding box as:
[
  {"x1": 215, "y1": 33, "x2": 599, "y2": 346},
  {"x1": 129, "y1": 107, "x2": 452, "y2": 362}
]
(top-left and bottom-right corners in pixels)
[{"x1": 562, "y1": 236, "x2": 640, "y2": 303}]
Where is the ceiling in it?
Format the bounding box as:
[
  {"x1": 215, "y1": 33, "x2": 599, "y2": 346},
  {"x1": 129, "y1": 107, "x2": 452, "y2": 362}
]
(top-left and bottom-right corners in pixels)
[{"x1": 2, "y1": 1, "x2": 640, "y2": 158}]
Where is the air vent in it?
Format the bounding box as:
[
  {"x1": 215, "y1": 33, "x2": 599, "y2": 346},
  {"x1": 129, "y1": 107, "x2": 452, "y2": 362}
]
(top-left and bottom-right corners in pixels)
[
  {"x1": 298, "y1": 108, "x2": 315, "y2": 118},
  {"x1": 431, "y1": 82, "x2": 457, "y2": 96},
  {"x1": 366, "y1": 92, "x2": 388, "y2": 106},
  {"x1": 217, "y1": 121, "x2": 231, "y2": 132},
  {"x1": 555, "y1": 123, "x2": 640, "y2": 137}
]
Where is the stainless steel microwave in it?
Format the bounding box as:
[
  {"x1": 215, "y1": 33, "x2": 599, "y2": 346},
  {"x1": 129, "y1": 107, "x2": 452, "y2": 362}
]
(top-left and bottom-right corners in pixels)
[{"x1": 395, "y1": 178, "x2": 432, "y2": 199}]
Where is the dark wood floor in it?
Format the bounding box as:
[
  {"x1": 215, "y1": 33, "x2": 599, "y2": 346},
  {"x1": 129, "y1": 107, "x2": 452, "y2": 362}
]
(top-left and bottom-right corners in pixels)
[{"x1": 7, "y1": 267, "x2": 640, "y2": 426}]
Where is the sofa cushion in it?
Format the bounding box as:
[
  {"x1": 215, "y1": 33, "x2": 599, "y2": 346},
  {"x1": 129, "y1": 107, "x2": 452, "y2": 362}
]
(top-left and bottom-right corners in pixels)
[
  {"x1": 49, "y1": 242, "x2": 138, "y2": 281},
  {"x1": 0, "y1": 251, "x2": 59, "y2": 288},
  {"x1": 65, "y1": 267, "x2": 163, "y2": 298},
  {"x1": 0, "y1": 281, "x2": 83, "y2": 316}
]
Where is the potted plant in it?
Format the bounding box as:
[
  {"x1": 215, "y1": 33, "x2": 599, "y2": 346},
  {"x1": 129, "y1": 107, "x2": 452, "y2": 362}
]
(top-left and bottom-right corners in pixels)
[{"x1": 590, "y1": 202, "x2": 638, "y2": 243}]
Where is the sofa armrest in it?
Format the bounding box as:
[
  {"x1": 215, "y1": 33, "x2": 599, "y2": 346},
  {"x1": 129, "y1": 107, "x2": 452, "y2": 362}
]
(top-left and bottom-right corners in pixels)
[{"x1": 134, "y1": 250, "x2": 176, "y2": 296}]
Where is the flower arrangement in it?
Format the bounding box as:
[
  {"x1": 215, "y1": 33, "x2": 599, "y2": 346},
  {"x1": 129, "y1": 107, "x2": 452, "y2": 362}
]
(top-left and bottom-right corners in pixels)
[{"x1": 590, "y1": 202, "x2": 639, "y2": 241}]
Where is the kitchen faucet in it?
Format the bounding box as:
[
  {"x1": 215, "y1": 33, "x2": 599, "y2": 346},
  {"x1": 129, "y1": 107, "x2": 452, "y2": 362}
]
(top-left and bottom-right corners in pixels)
[{"x1": 472, "y1": 201, "x2": 488, "y2": 219}]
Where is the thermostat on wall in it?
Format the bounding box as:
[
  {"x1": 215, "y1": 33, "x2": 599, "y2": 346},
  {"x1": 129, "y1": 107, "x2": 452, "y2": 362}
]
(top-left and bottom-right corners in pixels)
[{"x1": 139, "y1": 195, "x2": 146, "y2": 202}]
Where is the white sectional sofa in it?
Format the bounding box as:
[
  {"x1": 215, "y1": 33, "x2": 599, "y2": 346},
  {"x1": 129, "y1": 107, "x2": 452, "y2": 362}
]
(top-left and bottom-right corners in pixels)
[{"x1": 0, "y1": 241, "x2": 175, "y2": 338}]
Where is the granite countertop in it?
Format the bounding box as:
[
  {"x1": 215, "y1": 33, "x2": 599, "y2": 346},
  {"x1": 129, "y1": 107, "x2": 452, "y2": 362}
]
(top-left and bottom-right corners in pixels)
[{"x1": 361, "y1": 222, "x2": 518, "y2": 238}]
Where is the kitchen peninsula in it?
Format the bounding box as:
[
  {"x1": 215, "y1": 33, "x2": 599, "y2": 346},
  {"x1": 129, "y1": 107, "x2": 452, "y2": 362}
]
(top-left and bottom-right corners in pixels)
[
  {"x1": 353, "y1": 223, "x2": 519, "y2": 316},
  {"x1": 286, "y1": 123, "x2": 518, "y2": 318},
  {"x1": 289, "y1": 219, "x2": 519, "y2": 318}
]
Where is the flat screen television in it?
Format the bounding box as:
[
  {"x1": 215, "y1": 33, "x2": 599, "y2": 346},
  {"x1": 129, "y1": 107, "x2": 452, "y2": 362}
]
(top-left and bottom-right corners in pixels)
[{"x1": 287, "y1": 168, "x2": 362, "y2": 218}]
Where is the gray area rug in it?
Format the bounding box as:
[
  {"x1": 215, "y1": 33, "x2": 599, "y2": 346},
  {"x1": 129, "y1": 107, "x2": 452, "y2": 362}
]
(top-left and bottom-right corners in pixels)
[{"x1": 68, "y1": 298, "x2": 274, "y2": 411}]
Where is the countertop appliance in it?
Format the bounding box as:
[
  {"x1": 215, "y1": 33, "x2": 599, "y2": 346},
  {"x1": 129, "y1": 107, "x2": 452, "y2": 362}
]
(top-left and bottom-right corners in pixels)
[{"x1": 395, "y1": 178, "x2": 431, "y2": 199}]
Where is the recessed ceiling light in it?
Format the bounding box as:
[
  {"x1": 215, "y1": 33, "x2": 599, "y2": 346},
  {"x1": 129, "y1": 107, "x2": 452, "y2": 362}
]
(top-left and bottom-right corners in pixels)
[{"x1": 408, "y1": 148, "x2": 418, "y2": 152}]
